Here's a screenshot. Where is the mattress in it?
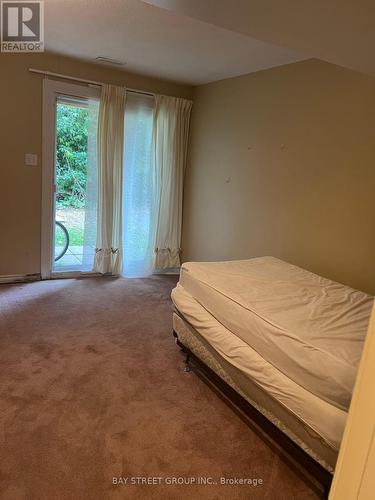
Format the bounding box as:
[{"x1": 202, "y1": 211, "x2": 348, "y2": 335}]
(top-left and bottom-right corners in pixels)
[
  {"x1": 172, "y1": 284, "x2": 347, "y2": 455},
  {"x1": 178, "y1": 257, "x2": 373, "y2": 411}
]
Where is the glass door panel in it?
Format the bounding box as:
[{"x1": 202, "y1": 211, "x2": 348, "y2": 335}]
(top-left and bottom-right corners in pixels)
[{"x1": 52, "y1": 95, "x2": 99, "y2": 273}]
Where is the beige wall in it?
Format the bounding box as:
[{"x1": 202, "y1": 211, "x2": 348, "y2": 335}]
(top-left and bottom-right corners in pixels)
[
  {"x1": 183, "y1": 59, "x2": 375, "y2": 294},
  {"x1": 0, "y1": 52, "x2": 192, "y2": 277}
]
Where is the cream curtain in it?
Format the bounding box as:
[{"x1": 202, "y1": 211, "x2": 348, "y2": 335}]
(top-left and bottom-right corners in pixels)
[
  {"x1": 93, "y1": 84, "x2": 126, "y2": 274},
  {"x1": 153, "y1": 95, "x2": 192, "y2": 270}
]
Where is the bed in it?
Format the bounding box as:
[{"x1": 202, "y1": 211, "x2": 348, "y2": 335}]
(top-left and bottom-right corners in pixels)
[{"x1": 171, "y1": 257, "x2": 373, "y2": 496}]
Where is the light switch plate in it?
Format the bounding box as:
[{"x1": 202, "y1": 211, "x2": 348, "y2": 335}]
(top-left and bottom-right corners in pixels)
[{"x1": 25, "y1": 153, "x2": 38, "y2": 166}]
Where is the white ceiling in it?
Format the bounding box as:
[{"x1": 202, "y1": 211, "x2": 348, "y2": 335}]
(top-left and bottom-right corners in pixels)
[
  {"x1": 44, "y1": 0, "x2": 305, "y2": 85},
  {"x1": 144, "y1": 0, "x2": 375, "y2": 78}
]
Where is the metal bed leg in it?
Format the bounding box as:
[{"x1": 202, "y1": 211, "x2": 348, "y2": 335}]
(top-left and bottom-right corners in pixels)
[{"x1": 182, "y1": 353, "x2": 191, "y2": 372}]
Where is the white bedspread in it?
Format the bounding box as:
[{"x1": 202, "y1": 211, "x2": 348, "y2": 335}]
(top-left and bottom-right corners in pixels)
[{"x1": 177, "y1": 257, "x2": 373, "y2": 410}]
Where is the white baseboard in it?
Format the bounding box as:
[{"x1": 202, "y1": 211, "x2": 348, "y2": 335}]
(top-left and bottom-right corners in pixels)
[{"x1": 0, "y1": 273, "x2": 41, "y2": 284}]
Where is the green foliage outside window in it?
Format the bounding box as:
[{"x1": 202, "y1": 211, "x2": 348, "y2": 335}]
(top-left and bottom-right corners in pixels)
[{"x1": 56, "y1": 104, "x2": 88, "y2": 208}]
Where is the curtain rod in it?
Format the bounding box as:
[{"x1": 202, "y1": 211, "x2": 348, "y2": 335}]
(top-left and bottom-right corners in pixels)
[{"x1": 28, "y1": 68, "x2": 155, "y2": 97}]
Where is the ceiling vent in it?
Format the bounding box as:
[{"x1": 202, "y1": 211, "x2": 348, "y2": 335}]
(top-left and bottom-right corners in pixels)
[{"x1": 95, "y1": 56, "x2": 125, "y2": 67}]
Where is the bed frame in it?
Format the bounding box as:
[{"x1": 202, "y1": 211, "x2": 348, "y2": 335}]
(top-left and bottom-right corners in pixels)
[{"x1": 173, "y1": 330, "x2": 333, "y2": 499}]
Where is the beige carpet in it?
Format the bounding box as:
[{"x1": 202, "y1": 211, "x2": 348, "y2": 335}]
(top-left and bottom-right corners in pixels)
[{"x1": 0, "y1": 276, "x2": 320, "y2": 499}]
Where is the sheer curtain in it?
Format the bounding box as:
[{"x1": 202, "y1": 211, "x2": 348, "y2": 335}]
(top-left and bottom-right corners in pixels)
[
  {"x1": 122, "y1": 93, "x2": 155, "y2": 277},
  {"x1": 93, "y1": 84, "x2": 126, "y2": 275}
]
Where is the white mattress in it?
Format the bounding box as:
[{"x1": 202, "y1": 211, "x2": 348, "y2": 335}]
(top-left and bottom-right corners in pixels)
[
  {"x1": 172, "y1": 284, "x2": 347, "y2": 452},
  {"x1": 178, "y1": 257, "x2": 373, "y2": 411}
]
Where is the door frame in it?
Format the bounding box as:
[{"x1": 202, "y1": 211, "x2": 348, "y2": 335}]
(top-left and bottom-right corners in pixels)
[{"x1": 41, "y1": 79, "x2": 100, "y2": 279}]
